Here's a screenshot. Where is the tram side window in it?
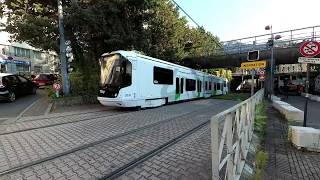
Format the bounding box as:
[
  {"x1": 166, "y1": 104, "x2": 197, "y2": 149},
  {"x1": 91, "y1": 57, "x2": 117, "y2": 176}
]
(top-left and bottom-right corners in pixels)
[
  {"x1": 205, "y1": 81, "x2": 208, "y2": 91},
  {"x1": 199, "y1": 81, "x2": 202, "y2": 92},
  {"x1": 186, "y1": 79, "x2": 196, "y2": 91},
  {"x1": 176, "y1": 78, "x2": 180, "y2": 94},
  {"x1": 181, "y1": 78, "x2": 184, "y2": 93},
  {"x1": 153, "y1": 67, "x2": 173, "y2": 85},
  {"x1": 217, "y1": 83, "x2": 221, "y2": 90},
  {"x1": 209, "y1": 82, "x2": 212, "y2": 90}
]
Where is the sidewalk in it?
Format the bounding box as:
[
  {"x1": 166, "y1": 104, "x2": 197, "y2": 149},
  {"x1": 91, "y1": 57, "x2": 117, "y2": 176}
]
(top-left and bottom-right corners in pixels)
[{"x1": 264, "y1": 105, "x2": 320, "y2": 180}]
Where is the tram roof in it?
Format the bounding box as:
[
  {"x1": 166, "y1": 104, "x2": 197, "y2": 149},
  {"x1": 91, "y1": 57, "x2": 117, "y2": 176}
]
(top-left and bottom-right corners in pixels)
[{"x1": 102, "y1": 50, "x2": 226, "y2": 81}]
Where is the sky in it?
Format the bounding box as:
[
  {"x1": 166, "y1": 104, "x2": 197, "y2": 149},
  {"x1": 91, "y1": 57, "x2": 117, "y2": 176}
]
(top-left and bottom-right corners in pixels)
[{"x1": 175, "y1": 0, "x2": 320, "y2": 41}]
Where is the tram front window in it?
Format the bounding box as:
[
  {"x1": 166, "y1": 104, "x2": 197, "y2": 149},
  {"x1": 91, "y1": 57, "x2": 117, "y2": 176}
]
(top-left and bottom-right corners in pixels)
[{"x1": 100, "y1": 54, "x2": 132, "y2": 89}]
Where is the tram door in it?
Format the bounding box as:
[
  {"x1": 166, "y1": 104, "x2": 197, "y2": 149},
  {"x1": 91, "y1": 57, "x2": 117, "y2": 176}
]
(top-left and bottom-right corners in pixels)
[{"x1": 175, "y1": 77, "x2": 184, "y2": 101}]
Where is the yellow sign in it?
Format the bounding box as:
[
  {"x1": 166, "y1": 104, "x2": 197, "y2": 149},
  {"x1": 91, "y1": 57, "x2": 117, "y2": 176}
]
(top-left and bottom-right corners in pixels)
[{"x1": 240, "y1": 60, "x2": 266, "y2": 69}]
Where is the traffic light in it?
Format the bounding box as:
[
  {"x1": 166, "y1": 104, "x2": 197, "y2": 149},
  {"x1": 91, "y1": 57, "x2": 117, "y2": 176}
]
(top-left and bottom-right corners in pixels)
[
  {"x1": 65, "y1": 41, "x2": 74, "y2": 73},
  {"x1": 247, "y1": 50, "x2": 259, "y2": 61}
]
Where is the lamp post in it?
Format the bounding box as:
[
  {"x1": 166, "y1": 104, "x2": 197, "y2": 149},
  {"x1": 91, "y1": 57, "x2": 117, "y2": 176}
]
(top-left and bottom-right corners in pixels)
[{"x1": 265, "y1": 25, "x2": 281, "y2": 98}]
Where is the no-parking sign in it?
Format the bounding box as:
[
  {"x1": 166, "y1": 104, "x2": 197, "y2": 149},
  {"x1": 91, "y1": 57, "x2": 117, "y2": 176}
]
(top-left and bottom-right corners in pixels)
[
  {"x1": 299, "y1": 41, "x2": 320, "y2": 57},
  {"x1": 53, "y1": 83, "x2": 61, "y2": 91}
]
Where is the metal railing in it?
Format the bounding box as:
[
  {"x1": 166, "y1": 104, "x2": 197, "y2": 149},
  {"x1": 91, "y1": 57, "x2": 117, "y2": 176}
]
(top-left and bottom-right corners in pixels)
[
  {"x1": 210, "y1": 88, "x2": 264, "y2": 180},
  {"x1": 218, "y1": 25, "x2": 320, "y2": 55}
]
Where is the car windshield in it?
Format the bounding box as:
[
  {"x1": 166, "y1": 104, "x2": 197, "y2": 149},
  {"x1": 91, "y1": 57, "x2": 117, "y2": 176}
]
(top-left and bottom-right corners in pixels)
[{"x1": 100, "y1": 54, "x2": 132, "y2": 87}]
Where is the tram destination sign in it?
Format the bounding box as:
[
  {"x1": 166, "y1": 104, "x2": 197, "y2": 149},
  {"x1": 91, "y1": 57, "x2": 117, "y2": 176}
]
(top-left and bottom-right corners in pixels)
[
  {"x1": 298, "y1": 57, "x2": 320, "y2": 64},
  {"x1": 240, "y1": 60, "x2": 266, "y2": 70}
]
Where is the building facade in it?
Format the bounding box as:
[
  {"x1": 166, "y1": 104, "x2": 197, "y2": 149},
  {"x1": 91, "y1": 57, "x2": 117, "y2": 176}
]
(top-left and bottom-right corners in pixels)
[{"x1": 0, "y1": 30, "x2": 59, "y2": 75}]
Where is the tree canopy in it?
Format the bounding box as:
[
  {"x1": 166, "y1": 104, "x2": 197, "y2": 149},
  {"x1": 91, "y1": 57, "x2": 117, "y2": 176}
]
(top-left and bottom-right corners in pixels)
[{"x1": 0, "y1": 0, "x2": 223, "y2": 95}]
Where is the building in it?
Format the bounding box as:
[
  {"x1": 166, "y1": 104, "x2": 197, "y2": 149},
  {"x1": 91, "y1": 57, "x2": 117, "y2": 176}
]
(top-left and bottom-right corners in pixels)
[{"x1": 0, "y1": 18, "x2": 59, "y2": 75}]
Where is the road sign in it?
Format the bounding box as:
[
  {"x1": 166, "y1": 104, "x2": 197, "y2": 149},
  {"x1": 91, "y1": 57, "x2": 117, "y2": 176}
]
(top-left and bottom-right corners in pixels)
[
  {"x1": 259, "y1": 69, "x2": 265, "y2": 75},
  {"x1": 298, "y1": 57, "x2": 320, "y2": 64},
  {"x1": 53, "y1": 83, "x2": 61, "y2": 91},
  {"x1": 299, "y1": 41, "x2": 320, "y2": 57},
  {"x1": 240, "y1": 60, "x2": 266, "y2": 70}
]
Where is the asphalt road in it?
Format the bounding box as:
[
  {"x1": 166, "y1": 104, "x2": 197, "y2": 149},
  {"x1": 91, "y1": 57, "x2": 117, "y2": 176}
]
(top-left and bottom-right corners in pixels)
[
  {"x1": 0, "y1": 89, "x2": 46, "y2": 119},
  {"x1": 283, "y1": 95, "x2": 320, "y2": 129}
]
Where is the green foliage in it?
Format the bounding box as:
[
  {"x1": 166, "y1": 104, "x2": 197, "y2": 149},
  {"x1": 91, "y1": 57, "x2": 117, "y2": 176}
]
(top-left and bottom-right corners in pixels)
[
  {"x1": 1, "y1": 0, "x2": 223, "y2": 96},
  {"x1": 253, "y1": 150, "x2": 268, "y2": 180},
  {"x1": 69, "y1": 71, "x2": 99, "y2": 96},
  {"x1": 254, "y1": 101, "x2": 267, "y2": 142},
  {"x1": 252, "y1": 101, "x2": 268, "y2": 180},
  {"x1": 202, "y1": 69, "x2": 233, "y2": 81},
  {"x1": 212, "y1": 93, "x2": 249, "y2": 101}
]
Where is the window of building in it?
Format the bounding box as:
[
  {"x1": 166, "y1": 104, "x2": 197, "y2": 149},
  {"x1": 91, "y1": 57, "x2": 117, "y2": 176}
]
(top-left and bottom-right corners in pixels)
[
  {"x1": 34, "y1": 51, "x2": 42, "y2": 59},
  {"x1": 186, "y1": 79, "x2": 196, "y2": 91},
  {"x1": 153, "y1": 66, "x2": 173, "y2": 85},
  {"x1": 16, "y1": 64, "x2": 29, "y2": 72},
  {"x1": 14, "y1": 47, "x2": 31, "y2": 58}
]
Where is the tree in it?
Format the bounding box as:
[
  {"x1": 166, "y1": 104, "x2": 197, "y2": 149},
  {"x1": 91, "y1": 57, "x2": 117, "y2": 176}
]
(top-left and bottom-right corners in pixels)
[{"x1": 1, "y1": 0, "x2": 223, "y2": 95}]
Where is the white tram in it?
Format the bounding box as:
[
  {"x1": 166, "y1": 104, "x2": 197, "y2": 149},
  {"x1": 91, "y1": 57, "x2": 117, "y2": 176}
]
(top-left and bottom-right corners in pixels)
[{"x1": 97, "y1": 51, "x2": 228, "y2": 108}]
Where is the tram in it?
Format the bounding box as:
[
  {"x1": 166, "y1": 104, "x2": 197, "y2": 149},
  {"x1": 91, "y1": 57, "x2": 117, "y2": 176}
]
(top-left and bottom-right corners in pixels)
[{"x1": 97, "y1": 50, "x2": 228, "y2": 108}]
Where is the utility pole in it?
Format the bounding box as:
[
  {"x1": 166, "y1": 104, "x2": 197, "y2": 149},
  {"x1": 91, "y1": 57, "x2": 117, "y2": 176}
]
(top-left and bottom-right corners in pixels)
[{"x1": 57, "y1": 0, "x2": 70, "y2": 96}]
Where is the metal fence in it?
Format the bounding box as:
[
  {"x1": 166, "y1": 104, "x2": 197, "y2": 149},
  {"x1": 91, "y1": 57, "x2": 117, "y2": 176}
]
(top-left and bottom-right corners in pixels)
[
  {"x1": 220, "y1": 25, "x2": 320, "y2": 55},
  {"x1": 210, "y1": 88, "x2": 264, "y2": 180}
]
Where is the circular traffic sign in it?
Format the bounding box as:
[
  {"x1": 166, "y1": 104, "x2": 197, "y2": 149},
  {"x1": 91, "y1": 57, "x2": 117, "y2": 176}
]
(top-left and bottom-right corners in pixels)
[
  {"x1": 299, "y1": 41, "x2": 320, "y2": 57},
  {"x1": 53, "y1": 83, "x2": 61, "y2": 91}
]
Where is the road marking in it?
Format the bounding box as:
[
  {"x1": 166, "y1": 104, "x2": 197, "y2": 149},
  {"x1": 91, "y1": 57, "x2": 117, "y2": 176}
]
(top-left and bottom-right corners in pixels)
[
  {"x1": 45, "y1": 103, "x2": 53, "y2": 116},
  {"x1": 14, "y1": 98, "x2": 43, "y2": 122}
]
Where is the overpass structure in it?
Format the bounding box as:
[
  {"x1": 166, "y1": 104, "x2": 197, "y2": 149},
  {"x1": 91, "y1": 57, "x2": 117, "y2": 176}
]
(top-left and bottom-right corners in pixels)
[{"x1": 183, "y1": 25, "x2": 320, "y2": 69}]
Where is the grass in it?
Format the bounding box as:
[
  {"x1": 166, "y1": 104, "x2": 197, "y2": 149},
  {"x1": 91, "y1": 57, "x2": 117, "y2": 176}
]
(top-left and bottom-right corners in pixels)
[
  {"x1": 253, "y1": 101, "x2": 268, "y2": 180},
  {"x1": 212, "y1": 92, "x2": 250, "y2": 101}
]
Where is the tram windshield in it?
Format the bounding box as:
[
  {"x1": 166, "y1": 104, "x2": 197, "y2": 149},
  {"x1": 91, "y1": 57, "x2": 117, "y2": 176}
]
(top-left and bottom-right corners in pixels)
[{"x1": 100, "y1": 54, "x2": 132, "y2": 88}]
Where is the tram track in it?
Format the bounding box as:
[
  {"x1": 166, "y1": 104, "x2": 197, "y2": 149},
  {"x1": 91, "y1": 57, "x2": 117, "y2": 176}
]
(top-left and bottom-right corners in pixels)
[
  {"x1": 0, "y1": 105, "x2": 215, "y2": 177},
  {"x1": 101, "y1": 120, "x2": 209, "y2": 180},
  {"x1": 0, "y1": 111, "x2": 129, "y2": 136}
]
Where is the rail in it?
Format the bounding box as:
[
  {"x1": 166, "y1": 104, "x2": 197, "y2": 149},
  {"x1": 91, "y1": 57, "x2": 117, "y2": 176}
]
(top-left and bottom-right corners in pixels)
[{"x1": 210, "y1": 88, "x2": 264, "y2": 180}]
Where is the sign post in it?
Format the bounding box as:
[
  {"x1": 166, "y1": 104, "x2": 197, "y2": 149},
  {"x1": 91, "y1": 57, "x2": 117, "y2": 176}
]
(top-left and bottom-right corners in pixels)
[
  {"x1": 241, "y1": 60, "x2": 266, "y2": 96},
  {"x1": 53, "y1": 83, "x2": 62, "y2": 98},
  {"x1": 298, "y1": 41, "x2": 320, "y2": 127}
]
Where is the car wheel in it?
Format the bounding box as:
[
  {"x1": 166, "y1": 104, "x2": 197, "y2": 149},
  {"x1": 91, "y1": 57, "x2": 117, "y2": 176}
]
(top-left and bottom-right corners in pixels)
[
  {"x1": 8, "y1": 91, "x2": 16, "y2": 102},
  {"x1": 31, "y1": 87, "x2": 37, "y2": 95}
]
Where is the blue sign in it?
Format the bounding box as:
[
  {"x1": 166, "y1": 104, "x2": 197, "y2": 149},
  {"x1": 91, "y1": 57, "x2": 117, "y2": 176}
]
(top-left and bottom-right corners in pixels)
[{"x1": 0, "y1": 59, "x2": 30, "y2": 65}]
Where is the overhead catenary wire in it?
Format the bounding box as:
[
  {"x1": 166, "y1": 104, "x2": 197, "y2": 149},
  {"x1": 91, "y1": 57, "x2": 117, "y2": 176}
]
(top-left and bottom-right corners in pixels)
[
  {"x1": 171, "y1": 0, "x2": 201, "y2": 28},
  {"x1": 171, "y1": 0, "x2": 223, "y2": 49}
]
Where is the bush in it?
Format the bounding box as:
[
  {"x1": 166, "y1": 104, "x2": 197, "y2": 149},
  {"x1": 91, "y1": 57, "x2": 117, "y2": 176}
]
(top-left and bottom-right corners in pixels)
[{"x1": 69, "y1": 71, "x2": 100, "y2": 96}]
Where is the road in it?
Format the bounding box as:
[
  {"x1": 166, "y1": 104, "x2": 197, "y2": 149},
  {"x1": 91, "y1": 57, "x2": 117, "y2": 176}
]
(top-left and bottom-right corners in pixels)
[
  {"x1": 0, "y1": 98, "x2": 238, "y2": 180},
  {"x1": 284, "y1": 95, "x2": 320, "y2": 129},
  {"x1": 0, "y1": 89, "x2": 47, "y2": 120}
]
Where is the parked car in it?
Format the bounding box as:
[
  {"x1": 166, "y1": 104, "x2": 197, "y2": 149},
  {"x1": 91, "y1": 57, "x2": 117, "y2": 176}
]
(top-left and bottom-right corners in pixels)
[
  {"x1": 32, "y1": 73, "x2": 56, "y2": 87},
  {"x1": 0, "y1": 73, "x2": 37, "y2": 102}
]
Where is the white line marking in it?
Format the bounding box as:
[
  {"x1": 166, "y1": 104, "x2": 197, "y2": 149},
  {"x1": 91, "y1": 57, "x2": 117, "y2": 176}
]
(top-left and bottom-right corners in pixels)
[{"x1": 14, "y1": 98, "x2": 43, "y2": 122}]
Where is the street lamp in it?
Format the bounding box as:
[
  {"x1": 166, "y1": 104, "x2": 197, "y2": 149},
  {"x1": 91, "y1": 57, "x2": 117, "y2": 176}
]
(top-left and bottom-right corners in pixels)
[{"x1": 265, "y1": 25, "x2": 281, "y2": 98}]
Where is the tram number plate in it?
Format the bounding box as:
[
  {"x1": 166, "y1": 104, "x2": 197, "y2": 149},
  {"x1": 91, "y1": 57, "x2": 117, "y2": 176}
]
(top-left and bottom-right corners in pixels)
[{"x1": 99, "y1": 90, "x2": 105, "y2": 94}]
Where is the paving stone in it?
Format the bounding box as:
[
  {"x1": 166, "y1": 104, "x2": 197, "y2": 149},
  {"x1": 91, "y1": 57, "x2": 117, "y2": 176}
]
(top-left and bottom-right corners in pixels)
[
  {"x1": 264, "y1": 105, "x2": 320, "y2": 180},
  {"x1": 0, "y1": 99, "x2": 238, "y2": 180}
]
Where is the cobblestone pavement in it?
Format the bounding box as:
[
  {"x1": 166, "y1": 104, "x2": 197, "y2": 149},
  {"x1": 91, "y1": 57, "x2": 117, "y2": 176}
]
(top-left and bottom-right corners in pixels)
[
  {"x1": 264, "y1": 106, "x2": 320, "y2": 180},
  {"x1": 118, "y1": 126, "x2": 212, "y2": 180},
  {"x1": 0, "y1": 110, "x2": 124, "y2": 135},
  {"x1": 0, "y1": 99, "x2": 238, "y2": 180},
  {"x1": 283, "y1": 95, "x2": 320, "y2": 129}
]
